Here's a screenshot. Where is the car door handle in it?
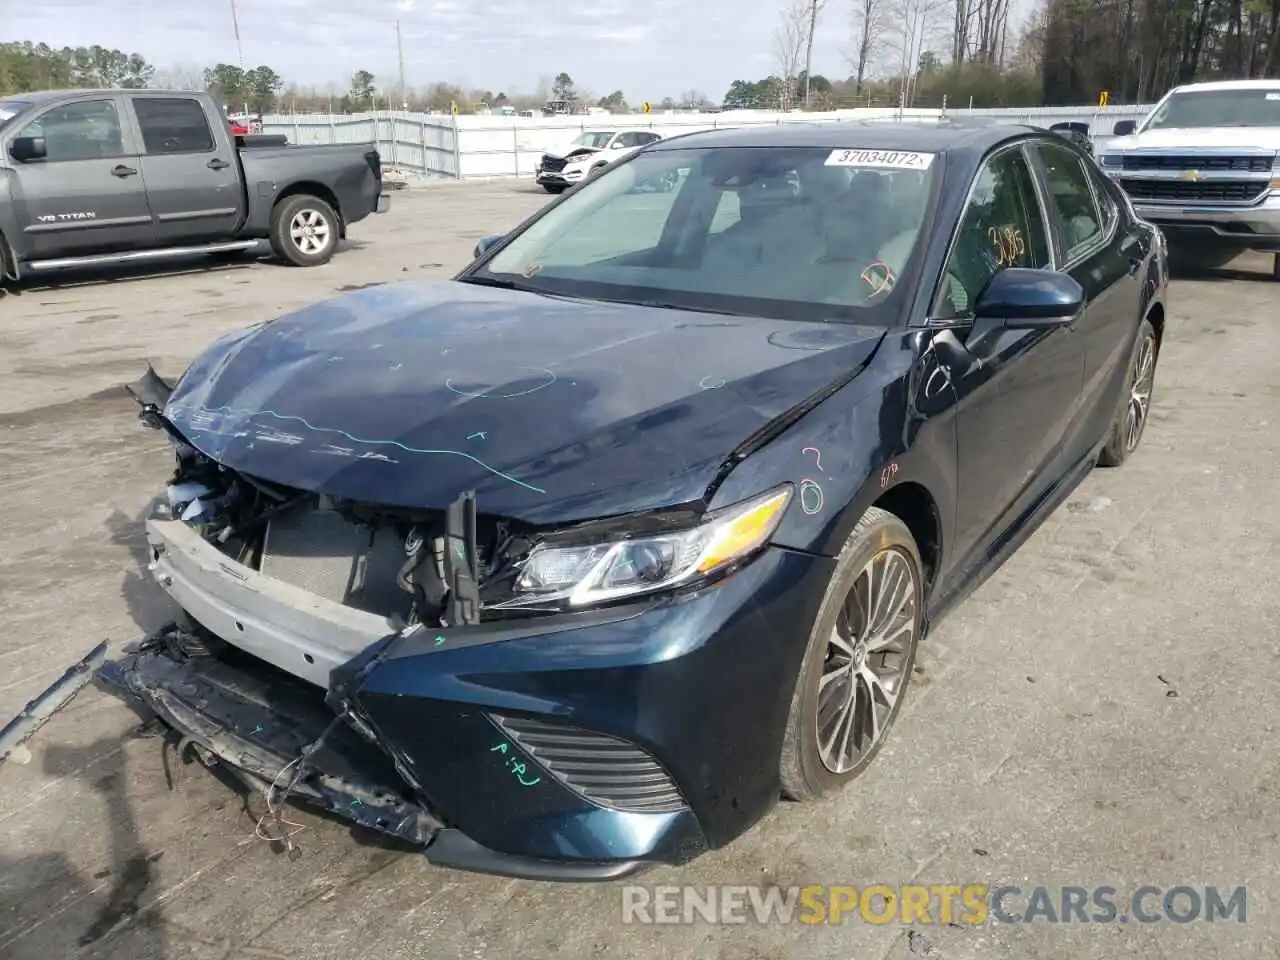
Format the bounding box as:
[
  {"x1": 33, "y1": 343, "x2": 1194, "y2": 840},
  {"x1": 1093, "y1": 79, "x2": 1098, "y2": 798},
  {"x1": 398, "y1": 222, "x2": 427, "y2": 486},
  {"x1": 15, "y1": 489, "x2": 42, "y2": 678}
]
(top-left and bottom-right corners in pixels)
[
  {"x1": 111, "y1": 165, "x2": 138, "y2": 178},
  {"x1": 207, "y1": 158, "x2": 230, "y2": 170}
]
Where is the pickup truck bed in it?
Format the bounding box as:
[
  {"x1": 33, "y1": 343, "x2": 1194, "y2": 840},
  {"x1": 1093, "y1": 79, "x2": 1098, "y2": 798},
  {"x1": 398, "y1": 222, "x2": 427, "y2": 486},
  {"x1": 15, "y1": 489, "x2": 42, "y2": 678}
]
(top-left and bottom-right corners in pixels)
[{"x1": 0, "y1": 88, "x2": 389, "y2": 281}]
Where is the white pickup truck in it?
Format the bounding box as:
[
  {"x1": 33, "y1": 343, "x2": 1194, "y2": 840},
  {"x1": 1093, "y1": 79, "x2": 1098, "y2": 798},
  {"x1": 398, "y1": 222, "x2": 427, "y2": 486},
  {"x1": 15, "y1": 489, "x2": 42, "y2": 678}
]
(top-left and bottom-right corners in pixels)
[{"x1": 1096, "y1": 79, "x2": 1280, "y2": 279}]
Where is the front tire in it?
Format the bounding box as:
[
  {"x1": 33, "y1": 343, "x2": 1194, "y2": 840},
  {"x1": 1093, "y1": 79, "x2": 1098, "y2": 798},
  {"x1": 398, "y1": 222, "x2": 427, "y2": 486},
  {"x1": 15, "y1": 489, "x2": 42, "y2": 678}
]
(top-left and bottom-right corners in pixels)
[
  {"x1": 542, "y1": 184, "x2": 566, "y2": 194},
  {"x1": 269, "y1": 195, "x2": 339, "y2": 267},
  {"x1": 1097, "y1": 317, "x2": 1158, "y2": 467},
  {"x1": 779, "y1": 506, "x2": 923, "y2": 801}
]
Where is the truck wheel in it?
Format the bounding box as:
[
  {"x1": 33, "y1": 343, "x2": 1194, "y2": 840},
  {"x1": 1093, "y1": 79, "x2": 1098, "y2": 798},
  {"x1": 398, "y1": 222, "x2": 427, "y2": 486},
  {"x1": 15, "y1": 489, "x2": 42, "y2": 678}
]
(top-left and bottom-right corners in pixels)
[{"x1": 270, "y1": 195, "x2": 339, "y2": 267}]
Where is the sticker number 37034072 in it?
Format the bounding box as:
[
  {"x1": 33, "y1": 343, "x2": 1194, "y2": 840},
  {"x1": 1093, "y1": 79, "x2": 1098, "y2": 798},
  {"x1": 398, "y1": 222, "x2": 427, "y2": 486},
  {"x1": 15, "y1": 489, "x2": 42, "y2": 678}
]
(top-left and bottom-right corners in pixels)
[{"x1": 825, "y1": 149, "x2": 936, "y2": 170}]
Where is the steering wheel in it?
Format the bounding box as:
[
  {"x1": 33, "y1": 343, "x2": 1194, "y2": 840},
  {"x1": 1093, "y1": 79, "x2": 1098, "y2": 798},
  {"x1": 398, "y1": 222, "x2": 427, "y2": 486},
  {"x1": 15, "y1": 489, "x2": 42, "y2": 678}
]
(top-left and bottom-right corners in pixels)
[{"x1": 859, "y1": 260, "x2": 896, "y2": 300}]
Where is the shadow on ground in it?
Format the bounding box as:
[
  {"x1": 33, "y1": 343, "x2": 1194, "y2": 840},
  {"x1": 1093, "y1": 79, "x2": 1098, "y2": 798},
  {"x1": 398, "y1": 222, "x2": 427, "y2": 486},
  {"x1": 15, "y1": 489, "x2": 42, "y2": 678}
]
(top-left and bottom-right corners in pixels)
[
  {"x1": 104, "y1": 503, "x2": 179, "y2": 642},
  {"x1": 0, "y1": 731, "x2": 169, "y2": 960}
]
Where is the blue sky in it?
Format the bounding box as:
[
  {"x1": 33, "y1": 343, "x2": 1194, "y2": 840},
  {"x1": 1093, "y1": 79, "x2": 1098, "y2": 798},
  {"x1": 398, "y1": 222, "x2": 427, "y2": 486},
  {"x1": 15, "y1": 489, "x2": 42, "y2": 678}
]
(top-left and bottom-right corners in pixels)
[{"x1": 7, "y1": 0, "x2": 1033, "y2": 103}]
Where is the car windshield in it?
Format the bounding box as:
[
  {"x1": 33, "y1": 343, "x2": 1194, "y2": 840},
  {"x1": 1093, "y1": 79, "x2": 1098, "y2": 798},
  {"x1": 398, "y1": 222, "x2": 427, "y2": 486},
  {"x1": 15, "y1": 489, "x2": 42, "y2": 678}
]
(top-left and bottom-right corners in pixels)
[
  {"x1": 1144, "y1": 88, "x2": 1280, "y2": 129},
  {"x1": 572, "y1": 131, "x2": 615, "y2": 148},
  {"x1": 0, "y1": 99, "x2": 31, "y2": 130},
  {"x1": 468, "y1": 145, "x2": 940, "y2": 324}
]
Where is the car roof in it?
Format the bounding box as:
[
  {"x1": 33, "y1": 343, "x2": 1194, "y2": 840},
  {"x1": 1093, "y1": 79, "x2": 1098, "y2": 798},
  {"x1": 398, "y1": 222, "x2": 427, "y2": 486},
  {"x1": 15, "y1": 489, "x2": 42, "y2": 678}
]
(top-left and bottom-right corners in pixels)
[
  {"x1": 8, "y1": 89, "x2": 205, "y2": 105},
  {"x1": 649, "y1": 118, "x2": 1042, "y2": 159},
  {"x1": 1169, "y1": 79, "x2": 1280, "y2": 93}
]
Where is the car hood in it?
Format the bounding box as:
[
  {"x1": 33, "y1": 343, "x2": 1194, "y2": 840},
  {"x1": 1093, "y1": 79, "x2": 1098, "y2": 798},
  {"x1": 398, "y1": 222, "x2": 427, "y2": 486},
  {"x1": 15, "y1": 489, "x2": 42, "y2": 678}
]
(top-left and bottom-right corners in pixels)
[
  {"x1": 546, "y1": 145, "x2": 601, "y2": 160},
  {"x1": 1105, "y1": 127, "x2": 1280, "y2": 152},
  {"x1": 163, "y1": 281, "x2": 884, "y2": 526}
]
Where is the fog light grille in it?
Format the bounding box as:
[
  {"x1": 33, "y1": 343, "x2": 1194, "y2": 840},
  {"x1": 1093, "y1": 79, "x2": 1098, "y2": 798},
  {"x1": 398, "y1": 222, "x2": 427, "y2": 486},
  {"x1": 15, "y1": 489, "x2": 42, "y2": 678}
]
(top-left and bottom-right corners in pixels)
[{"x1": 492, "y1": 714, "x2": 687, "y2": 814}]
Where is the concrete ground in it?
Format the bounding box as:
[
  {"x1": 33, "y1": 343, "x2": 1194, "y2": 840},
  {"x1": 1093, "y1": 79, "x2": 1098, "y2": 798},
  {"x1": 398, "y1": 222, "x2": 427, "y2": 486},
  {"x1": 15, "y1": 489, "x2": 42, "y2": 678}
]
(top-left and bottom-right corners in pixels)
[{"x1": 1, "y1": 181, "x2": 1278, "y2": 960}]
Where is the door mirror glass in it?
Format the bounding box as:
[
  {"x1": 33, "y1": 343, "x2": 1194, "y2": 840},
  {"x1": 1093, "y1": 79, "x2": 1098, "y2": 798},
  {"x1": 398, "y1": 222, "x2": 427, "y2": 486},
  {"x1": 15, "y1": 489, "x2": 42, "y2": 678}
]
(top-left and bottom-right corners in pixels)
[
  {"x1": 10, "y1": 135, "x2": 46, "y2": 162},
  {"x1": 973, "y1": 267, "x2": 1083, "y2": 325},
  {"x1": 473, "y1": 234, "x2": 504, "y2": 260},
  {"x1": 1112, "y1": 119, "x2": 1137, "y2": 136}
]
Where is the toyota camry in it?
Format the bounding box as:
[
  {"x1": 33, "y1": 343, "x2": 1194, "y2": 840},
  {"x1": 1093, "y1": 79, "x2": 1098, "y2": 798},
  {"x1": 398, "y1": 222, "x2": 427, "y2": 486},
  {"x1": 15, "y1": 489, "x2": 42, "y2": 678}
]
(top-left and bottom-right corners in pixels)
[{"x1": 108, "y1": 120, "x2": 1168, "y2": 880}]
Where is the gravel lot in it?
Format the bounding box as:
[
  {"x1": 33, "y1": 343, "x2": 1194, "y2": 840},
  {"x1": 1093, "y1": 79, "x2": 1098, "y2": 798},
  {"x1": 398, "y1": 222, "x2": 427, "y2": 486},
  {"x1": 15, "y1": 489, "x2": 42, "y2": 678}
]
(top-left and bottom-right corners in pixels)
[{"x1": 1, "y1": 180, "x2": 1278, "y2": 960}]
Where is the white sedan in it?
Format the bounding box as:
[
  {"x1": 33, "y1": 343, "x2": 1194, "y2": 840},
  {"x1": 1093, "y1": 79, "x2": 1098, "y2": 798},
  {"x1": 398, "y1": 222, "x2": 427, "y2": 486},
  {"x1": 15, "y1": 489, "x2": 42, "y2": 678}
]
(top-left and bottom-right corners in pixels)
[{"x1": 535, "y1": 129, "x2": 665, "y2": 193}]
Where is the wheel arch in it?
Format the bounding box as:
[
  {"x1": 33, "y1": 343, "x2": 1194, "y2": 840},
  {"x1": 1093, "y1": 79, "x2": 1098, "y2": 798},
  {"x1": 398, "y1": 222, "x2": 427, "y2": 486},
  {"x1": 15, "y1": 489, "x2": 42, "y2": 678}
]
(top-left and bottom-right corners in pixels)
[
  {"x1": 1145, "y1": 299, "x2": 1165, "y2": 350},
  {"x1": 273, "y1": 182, "x2": 345, "y2": 234},
  {"x1": 871, "y1": 481, "x2": 942, "y2": 595},
  {"x1": 0, "y1": 226, "x2": 17, "y2": 282}
]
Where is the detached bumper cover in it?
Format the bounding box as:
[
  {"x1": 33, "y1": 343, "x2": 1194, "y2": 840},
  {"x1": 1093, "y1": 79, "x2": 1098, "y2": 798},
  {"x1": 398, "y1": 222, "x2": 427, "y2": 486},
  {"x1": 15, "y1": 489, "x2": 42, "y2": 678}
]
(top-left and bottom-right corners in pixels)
[
  {"x1": 126, "y1": 532, "x2": 834, "y2": 877},
  {"x1": 103, "y1": 634, "x2": 654, "y2": 880}
]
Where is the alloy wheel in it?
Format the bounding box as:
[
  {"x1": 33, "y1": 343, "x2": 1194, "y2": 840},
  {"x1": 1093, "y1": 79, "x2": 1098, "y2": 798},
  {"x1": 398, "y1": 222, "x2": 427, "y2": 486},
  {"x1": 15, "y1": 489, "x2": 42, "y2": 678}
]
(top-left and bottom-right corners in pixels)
[
  {"x1": 1125, "y1": 333, "x2": 1156, "y2": 452},
  {"x1": 816, "y1": 547, "x2": 918, "y2": 775},
  {"x1": 290, "y1": 209, "x2": 332, "y2": 256}
]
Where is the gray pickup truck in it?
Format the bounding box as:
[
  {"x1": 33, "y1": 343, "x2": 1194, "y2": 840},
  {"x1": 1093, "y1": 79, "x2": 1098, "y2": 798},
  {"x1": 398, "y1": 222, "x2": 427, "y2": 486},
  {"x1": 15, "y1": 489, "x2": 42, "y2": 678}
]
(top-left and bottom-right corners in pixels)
[{"x1": 0, "y1": 88, "x2": 388, "y2": 281}]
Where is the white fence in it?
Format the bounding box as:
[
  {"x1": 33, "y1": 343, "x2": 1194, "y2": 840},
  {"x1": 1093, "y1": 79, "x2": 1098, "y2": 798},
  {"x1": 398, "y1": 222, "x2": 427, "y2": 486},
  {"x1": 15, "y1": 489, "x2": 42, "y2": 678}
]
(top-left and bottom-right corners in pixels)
[{"x1": 261, "y1": 103, "x2": 1154, "y2": 180}]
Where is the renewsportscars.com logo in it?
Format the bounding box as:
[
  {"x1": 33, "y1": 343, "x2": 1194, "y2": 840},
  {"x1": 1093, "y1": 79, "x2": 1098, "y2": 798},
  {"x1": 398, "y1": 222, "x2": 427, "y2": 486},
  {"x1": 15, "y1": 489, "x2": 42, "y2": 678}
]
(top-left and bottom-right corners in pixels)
[{"x1": 621, "y1": 885, "x2": 1248, "y2": 925}]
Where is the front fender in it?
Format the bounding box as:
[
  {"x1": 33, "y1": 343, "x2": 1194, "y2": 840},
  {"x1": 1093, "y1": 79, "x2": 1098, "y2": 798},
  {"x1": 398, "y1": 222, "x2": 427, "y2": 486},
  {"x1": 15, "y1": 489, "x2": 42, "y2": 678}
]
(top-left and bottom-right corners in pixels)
[{"x1": 707, "y1": 330, "x2": 958, "y2": 566}]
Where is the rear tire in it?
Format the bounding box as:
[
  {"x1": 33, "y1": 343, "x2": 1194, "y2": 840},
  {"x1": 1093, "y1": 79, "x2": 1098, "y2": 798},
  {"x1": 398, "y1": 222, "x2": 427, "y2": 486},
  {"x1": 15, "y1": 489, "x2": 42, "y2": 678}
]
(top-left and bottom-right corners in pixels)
[
  {"x1": 269, "y1": 194, "x2": 339, "y2": 267},
  {"x1": 779, "y1": 506, "x2": 923, "y2": 802},
  {"x1": 1097, "y1": 317, "x2": 1158, "y2": 467}
]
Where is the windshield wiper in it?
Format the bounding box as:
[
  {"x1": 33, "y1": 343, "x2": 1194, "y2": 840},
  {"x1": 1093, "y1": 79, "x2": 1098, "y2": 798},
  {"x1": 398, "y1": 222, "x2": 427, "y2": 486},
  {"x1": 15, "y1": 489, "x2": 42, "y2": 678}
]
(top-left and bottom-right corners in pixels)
[
  {"x1": 590, "y1": 296, "x2": 743, "y2": 317},
  {"x1": 458, "y1": 274, "x2": 526, "y2": 291}
]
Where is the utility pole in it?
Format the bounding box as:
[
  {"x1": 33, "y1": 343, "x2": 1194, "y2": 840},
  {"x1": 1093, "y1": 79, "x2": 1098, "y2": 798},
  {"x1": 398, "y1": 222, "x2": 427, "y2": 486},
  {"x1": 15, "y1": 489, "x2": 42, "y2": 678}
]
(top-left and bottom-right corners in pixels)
[
  {"x1": 230, "y1": 0, "x2": 244, "y2": 69},
  {"x1": 396, "y1": 19, "x2": 407, "y2": 110}
]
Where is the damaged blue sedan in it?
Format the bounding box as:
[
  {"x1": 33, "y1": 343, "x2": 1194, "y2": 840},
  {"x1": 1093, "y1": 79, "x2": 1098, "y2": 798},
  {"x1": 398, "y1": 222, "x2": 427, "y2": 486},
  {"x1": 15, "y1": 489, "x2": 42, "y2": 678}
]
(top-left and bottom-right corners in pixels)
[{"x1": 109, "y1": 121, "x2": 1167, "y2": 880}]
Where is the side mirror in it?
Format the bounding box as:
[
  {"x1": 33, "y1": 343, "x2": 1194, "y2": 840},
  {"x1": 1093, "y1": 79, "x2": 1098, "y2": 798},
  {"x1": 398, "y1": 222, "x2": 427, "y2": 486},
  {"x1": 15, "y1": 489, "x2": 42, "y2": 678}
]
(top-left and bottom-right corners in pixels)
[
  {"x1": 473, "y1": 234, "x2": 504, "y2": 260},
  {"x1": 1112, "y1": 119, "x2": 1137, "y2": 137},
  {"x1": 608, "y1": 141, "x2": 624, "y2": 149},
  {"x1": 973, "y1": 268, "x2": 1084, "y2": 328},
  {"x1": 10, "y1": 136, "x2": 46, "y2": 162}
]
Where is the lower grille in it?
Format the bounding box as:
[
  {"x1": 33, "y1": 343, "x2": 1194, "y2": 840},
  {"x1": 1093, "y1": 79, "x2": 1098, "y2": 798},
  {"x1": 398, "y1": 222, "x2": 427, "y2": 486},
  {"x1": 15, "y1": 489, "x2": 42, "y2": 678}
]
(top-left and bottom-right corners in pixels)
[
  {"x1": 540, "y1": 154, "x2": 567, "y2": 173},
  {"x1": 492, "y1": 714, "x2": 688, "y2": 814},
  {"x1": 1119, "y1": 179, "x2": 1268, "y2": 204}
]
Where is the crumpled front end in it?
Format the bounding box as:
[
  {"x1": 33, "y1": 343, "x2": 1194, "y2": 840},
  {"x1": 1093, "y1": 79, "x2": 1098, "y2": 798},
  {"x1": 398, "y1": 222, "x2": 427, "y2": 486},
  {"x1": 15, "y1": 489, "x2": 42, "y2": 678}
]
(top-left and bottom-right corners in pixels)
[{"x1": 110, "y1": 364, "x2": 836, "y2": 879}]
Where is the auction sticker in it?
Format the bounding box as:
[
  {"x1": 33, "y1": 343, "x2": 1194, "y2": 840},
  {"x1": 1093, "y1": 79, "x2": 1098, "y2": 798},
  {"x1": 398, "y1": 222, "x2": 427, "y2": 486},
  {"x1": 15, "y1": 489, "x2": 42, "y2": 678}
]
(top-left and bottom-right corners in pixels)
[{"x1": 825, "y1": 149, "x2": 935, "y2": 169}]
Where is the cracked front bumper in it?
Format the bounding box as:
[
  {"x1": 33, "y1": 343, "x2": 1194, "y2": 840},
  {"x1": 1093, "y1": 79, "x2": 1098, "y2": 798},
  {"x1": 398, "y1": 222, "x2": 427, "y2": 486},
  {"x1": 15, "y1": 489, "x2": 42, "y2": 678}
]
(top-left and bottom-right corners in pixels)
[
  {"x1": 129, "y1": 521, "x2": 836, "y2": 878},
  {"x1": 103, "y1": 638, "x2": 647, "y2": 880}
]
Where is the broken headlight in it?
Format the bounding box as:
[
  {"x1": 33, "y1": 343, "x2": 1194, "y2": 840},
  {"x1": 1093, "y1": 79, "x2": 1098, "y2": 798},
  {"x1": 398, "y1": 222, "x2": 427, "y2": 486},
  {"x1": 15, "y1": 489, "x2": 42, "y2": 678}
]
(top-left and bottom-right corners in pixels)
[{"x1": 491, "y1": 486, "x2": 792, "y2": 609}]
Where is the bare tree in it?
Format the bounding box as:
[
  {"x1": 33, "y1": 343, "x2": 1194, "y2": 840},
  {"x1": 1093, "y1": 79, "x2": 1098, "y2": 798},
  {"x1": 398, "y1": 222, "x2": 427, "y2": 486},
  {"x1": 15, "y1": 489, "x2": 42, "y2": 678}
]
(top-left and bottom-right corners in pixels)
[
  {"x1": 151, "y1": 63, "x2": 205, "y2": 91},
  {"x1": 882, "y1": 0, "x2": 950, "y2": 106},
  {"x1": 971, "y1": 0, "x2": 1013, "y2": 64},
  {"x1": 850, "y1": 0, "x2": 886, "y2": 94},
  {"x1": 773, "y1": 0, "x2": 809, "y2": 109},
  {"x1": 802, "y1": 0, "x2": 829, "y2": 106}
]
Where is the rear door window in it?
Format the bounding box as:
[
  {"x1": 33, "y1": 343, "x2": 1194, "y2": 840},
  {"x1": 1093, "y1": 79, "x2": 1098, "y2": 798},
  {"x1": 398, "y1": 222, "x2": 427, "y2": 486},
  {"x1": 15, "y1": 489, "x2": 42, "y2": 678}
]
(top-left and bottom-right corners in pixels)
[
  {"x1": 1032, "y1": 142, "x2": 1105, "y2": 262},
  {"x1": 132, "y1": 97, "x2": 215, "y2": 154}
]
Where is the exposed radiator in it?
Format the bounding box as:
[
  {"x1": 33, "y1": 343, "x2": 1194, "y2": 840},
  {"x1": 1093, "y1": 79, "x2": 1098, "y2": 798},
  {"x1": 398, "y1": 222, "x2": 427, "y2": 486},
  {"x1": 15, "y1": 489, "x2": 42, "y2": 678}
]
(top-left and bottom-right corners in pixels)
[{"x1": 260, "y1": 510, "x2": 407, "y2": 617}]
